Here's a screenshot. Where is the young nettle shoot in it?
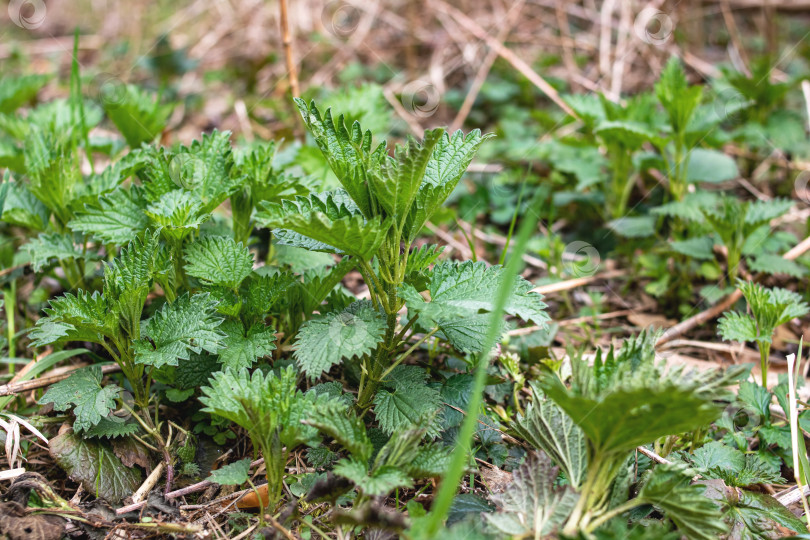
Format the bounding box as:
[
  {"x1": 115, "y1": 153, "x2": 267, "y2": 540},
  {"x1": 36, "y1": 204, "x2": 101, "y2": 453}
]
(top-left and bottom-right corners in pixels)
[
  {"x1": 259, "y1": 100, "x2": 549, "y2": 411},
  {"x1": 718, "y1": 280, "x2": 809, "y2": 387},
  {"x1": 199, "y1": 366, "x2": 333, "y2": 512},
  {"x1": 493, "y1": 332, "x2": 744, "y2": 537}
]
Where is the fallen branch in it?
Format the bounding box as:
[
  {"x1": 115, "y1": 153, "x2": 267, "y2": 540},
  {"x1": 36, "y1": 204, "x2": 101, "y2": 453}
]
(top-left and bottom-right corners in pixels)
[
  {"x1": 0, "y1": 364, "x2": 121, "y2": 397},
  {"x1": 531, "y1": 269, "x2": 626, "y2": 296},
  {"x1": 165, "y1": 458, "x2": 264, "y2": 500}
]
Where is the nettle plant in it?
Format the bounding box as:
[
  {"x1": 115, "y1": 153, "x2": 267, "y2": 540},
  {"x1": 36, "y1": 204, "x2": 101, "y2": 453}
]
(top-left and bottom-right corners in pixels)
[
  {"x1": 718, "y1": 280, "x2": 809, "y2": 386},
  {"x1": 259, "y1": 99, "x2": 549, "y2": 410},
  {"x1": 657, "y1": 193, "x2": 803, "y2": 288},
  {"x1": 491, "y1": 332, "x2": 746, "y2": 538}
]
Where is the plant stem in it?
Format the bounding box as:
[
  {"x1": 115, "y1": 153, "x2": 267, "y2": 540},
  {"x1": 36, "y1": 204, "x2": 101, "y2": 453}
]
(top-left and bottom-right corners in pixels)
[
  {"x1": 378, "y1": 328, "x2": 439, "y2": 382},
  {"x1": 3, "y1": 283, "x2": 15, "y2": 370},
  {"x1": 760, "y1": 341, "x2": 771, "y2": 388},
  {"x1": 585, "y1": 499, "x2": 640, "y2": 532}
]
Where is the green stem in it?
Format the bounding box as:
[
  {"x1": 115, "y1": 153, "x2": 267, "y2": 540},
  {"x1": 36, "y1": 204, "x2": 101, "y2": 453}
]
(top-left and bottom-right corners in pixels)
[
  {"x1": 378, "y1": 328, "x2": 439, "y2": 382},
  {"x1": 4, "y1": 283, "x2": 15, "y2": 370},
  {"x1": 356, "y1": 287, "x2": 398, "y2": 410},
  {"x1": 760, "y1": 341, "x2": 771, "y2": 388},
  {"x1": 585, "y1": 499, "x2": 640, "y2": 532}
]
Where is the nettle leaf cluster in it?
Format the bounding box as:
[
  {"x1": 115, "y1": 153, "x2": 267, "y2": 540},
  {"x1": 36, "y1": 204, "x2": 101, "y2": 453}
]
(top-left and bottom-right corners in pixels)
[
  {"x1": 261, "y1": 99, "x2": 549, "y2": 410},
  {"x1": 718, "y1": 280, "x2": 809, "y2": 386},
  {"x1": 490, "y1": 331, "x2": 749, "y2": 538}
]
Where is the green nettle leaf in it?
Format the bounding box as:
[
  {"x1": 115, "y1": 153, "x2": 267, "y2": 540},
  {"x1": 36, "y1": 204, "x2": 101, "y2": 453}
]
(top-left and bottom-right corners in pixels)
[
  {"x1": 655, "y1": 57, "x2": 703, "y2": 135},
  {"x1": 0, "y1": 181, "x2": 50, "y2": 230},
  {"x1": 718, "y1": 281, "x2": 810, "y2": 347},
  {"x1": 737, "y1": 381, "x2": 772, "y2": 420},
  {"x1": 242, "y1": 271, "x2": 298, "y2": 322},
  {"x1": 373, "y1": 382, "x2": 442, "y2": 437},
  {"x1": 208, "y1": 458, "x2": 252, "y2": 486},
  {"x1": 512, "y1": 383, "x2": 587, "y2": 489},
  {"x1": 40, "y1": 366, "x2": 121, "y2": 433},
  {"x1": 747, "y1": 253, "x2": 807, "y2": 277},
  {"x1": 690, "y1": 441, "x2": 745, "y2": 472},
  {"x1": 218, "y1": 320, "x2": 276, "y2": 370},
  {"x1": 30, "y1": 291, "x2": 116, "y2": 347},
  {"x1": 294, "y1": 300, "x2": 386, "y2": 377},
  {"x1": 606, "y1": 216, "x2": 656, "y2": 239},
  {"x1": 103, "y1": 232, "x2": 167, "y2": 339},
  {"x1": 404, "y1": 261, "x2": 548, "y2": 323},
  {"x1": 540, "y1": 332, "x2": 741, "y2": 465},
  {"x1": 175, "y1": 130, "x2": 241, "y2": 212},
  {"x1": 24, "y1": 127, "x2": 81, "y2": 221},
  {"x1": 103, "y1": 84, "x2": 174, "y2": 148},
  {"x1": 706, "y1": 482, "x2": 805, "y2": 539},
  {"x1": 134, "y1": 293, "x2": 225, "y2": 368},
  {"x1": 83, "y1": 417, "x2": 140, "y2": 439},
  {"x1": 145, "y1": 190, "x2": 208, "y2": 241},
  {"x1": 368, "y1": 128, "x2": 444, "y2": 221},
  {"x1": 637, "y1": 465, "x2": 727, "y2": 540},
  {"x1": 404, "y1": 244, "x2": 444, "y2": 284},
  {"x1": 407, "y1": 443, "x2": 452, "y2": 478},
  {"x1": 200, "y1": 366, "x2": 333, "y2": 505},
  {"x1": 485, "y1": 452, "x2": 578, "y2": 537},
  {"x1": 278, "y1": 212, "x2": 392, "y2": 260},
  {"x1": 333, "y1": 458, "x2": 412, "y2": 496},
  {"x1": 0, "y1": 74, "x2": 49, "y2": 113},
  {"x1": 594, "y1": 120, "x2": 663, "y2": 150},
  {"x1": 686, "y1": 148, "x2": 739, "y2": 184},
  {"x1": 717, "y1": 311, "x2": 760, "y2": 343},
  {"x1": 173, "y1": 352, "x2": 220, "y2": 389},
  {"x1": 69, "y1": 188, "x2": 149, "y2": 245},
  {"x1": 402, "y1": 130, "x2": 489, "y2": 242},
  {"x1": 669, "y1": 236, "x2": 714, "y2": 260},
  {"x1": 294, "y1": 98, "x2": 383, "y2": 218},
  {"x1": 399, "y1": 260, "x2": 548, "y2": 351},
  {"x1": 745, "y1": 198, "x2": 793, "y2": 226},
  {"x1": 24, "y1": 232, "x2": 99, "y2": 272},
  {"x1": 541, "y1": 377, "x2": 721, "y2": 459},
  {"x1": 184, "y1": 235, "x2": 254, "y2": 288},
  {"x1": 307, "y1": 401, "x2": 373, "y2": 462}
]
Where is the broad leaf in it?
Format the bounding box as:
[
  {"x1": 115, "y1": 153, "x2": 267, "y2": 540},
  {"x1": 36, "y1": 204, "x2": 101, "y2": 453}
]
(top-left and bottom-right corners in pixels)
[
  {"x1": 218, "y1": 320, "x2": 276, "y2": 369},
  {"x1": 208, "y1": 458, "x2": 252, "y2": 486},
  {"x1": 400, "y1": 260, "x2": 548, "y2": 351},
  {"x1": 307, "y1": 401, "x2": 373, "y2": 462},
  {"x1": 485, "y1": 452, "x2": 578, "y2": 537},
  {"x1": 69, "y1": 188, "x2": 149, "y2": 245},
  {"x1": 294, "y1": 300, "x2": 386, "y2": 377},
  {"x1": 134, "y1": 293, "x2": 225, "y2": 368},
  {"x1": 333, "y1": 458, "x2": 412, "y2": 496},
  {"x1": 40, "y1": 366, "x2": 121, "y2": 433},
  {"x1": 25, "y1": 233, "x2": 99, "y2": 272},
  {"x1": 49, "y1": 429, "x2": 141, "y2": 503},
  {"x1": 184, "y1": 236, "x2": 254, "y2": 288},
  {"x1": 637, "y1": 465, "x2": 727, "y2": 540},
  {"x1": 512, "y1": 383, "x2": 587, "y2": 489},
  {"x1": 369, "y1": 128, "x2": 444, "y2": 221}
]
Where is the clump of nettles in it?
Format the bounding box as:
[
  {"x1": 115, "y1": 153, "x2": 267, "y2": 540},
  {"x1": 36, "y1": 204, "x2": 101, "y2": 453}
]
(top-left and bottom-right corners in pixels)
[{"x1": 259, "y1": 99, "x2": 549, "y2": 412}]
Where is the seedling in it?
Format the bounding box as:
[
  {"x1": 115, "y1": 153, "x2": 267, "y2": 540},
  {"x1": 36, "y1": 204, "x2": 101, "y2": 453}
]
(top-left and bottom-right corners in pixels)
[{"x1": 718, "y1": 280, "x2": 809, "y2": 386}]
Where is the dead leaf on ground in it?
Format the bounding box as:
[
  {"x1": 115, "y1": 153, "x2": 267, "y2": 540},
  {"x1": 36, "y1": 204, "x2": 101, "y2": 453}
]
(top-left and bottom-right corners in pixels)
[
  {"x1": 480, "y1": 465, "x2": 513, "y2": 495},
  {"x1": 111, "y1": 437, "x2": 151, "y2": 469},
  {"x1": 0, "y1": 501, "x2": 64, "y2": 540},
  {"x1": 627, "y1": 312, "x2": 677, "y2": 330}
]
